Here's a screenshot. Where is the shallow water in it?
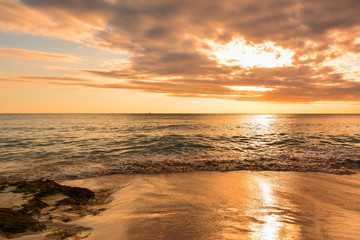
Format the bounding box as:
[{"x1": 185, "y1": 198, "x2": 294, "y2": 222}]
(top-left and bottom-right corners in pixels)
[{"x1": 1, "y1": 114, "x2": 360, "y2": 180}]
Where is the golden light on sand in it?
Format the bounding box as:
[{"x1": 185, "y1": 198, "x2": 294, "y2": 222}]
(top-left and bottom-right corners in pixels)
[
  {"x1": 259, "y1": 181, "x2": 281, "y2": 240},
  {"x1": 201, "y1": 38, "x2": 294, "y2": 68}
]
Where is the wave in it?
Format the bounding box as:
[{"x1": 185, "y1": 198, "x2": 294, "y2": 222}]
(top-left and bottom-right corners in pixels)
[{"x1": 1, "y1": 152, "x2": 359, "y2": 181}]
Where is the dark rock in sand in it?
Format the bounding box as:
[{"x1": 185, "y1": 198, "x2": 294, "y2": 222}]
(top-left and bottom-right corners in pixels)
[
  {"x1": 21, "y1": 197, "x2": 49, "y2": 215},
  {"x1": 0, "y1": 179, "x2": 95, "y2": 238},
  {"x1": 0, "y1": 208, "x2": 45, "y2": 237}
]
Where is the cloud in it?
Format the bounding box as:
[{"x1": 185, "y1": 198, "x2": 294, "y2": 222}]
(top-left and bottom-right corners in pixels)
[
  {"x1": 0, "y1": 75, "x2": 93, "y2": 85},
  {"x1": 4, "y1": 67, "x2": 360, "y2": 103},
  {"x1": 0, "y1": 0, "x2": 360, "y2": 103},
  {"x1": 20, "y1": 75, "x2": 91, "y2": 82},
  {"x1": 0, "y1": 0, "x2": 106, "y2": 44},
  {"x1": 0, "y1": 48, "x2": 79, "y2": 62}
]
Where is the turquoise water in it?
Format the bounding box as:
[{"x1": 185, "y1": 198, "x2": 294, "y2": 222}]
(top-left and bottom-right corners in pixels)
[{"x1": 1, "y1": 114, "x2": 360, "y2": 180}]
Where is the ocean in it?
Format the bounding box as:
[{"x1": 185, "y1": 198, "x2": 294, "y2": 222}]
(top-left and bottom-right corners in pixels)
[{"x1": 1, "y1": 114, "x2": 360, "y2": 180}]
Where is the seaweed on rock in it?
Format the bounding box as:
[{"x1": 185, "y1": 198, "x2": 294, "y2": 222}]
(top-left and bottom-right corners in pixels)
[{"x1": 0, "y1": 179, "x2": 95, "y2": 238}]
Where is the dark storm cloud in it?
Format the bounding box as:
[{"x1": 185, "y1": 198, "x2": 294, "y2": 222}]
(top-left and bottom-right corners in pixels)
[{"x1": 0, "y1": 0, "x2": 359, "y2": 102}]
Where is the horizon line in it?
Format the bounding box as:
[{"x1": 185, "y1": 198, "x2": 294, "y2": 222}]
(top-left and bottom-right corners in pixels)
[{"x1": 1, "y1": 112, "x2": 360, "y2": 115}]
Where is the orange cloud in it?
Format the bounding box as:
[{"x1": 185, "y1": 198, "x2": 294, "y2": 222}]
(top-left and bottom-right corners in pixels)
[
  {"x1": 0, "y1": 48, "x2": 79, "y2": 62},
  {"x1": 2, "y1": 67, "x2": 359, "y2": 103},
  {"x1": 1, "y1": 0, "x2": 360, "y2": 103},
  {"x1": 0, "y1": 0, "x2": 106, "y2": 45}
]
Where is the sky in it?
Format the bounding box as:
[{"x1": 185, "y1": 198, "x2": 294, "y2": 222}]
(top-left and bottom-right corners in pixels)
[{"x1": 1, "y1": 0, "x2": 360, "y2": 113}]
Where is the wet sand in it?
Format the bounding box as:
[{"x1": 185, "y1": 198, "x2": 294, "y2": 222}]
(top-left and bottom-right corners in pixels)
[{"x1": 51, "y1": 171, "x2": 359, "y2": 240}]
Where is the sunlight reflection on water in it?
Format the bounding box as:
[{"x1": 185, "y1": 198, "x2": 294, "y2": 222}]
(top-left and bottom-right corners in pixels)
[{"x1": 1, "y1": 114, "x2": 360, "y2": 180}]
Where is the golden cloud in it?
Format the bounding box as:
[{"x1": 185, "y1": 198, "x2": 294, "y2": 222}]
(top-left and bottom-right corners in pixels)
[
  {"x1": 0, "y1": 48, "x2": 79, "y2": 62},
  {"x1": 0, "y1": 0, "x2": 360, "y2": 103}
]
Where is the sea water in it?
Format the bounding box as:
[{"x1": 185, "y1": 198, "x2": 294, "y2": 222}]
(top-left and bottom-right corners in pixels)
[{"x1": 1, "y1": 114, "x2": 360, "y2": 180}]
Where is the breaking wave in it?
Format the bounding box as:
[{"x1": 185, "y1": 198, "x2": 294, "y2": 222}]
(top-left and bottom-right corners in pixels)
[{"x1": 1, "y1": 151, "x2": 360, "y2": 181}]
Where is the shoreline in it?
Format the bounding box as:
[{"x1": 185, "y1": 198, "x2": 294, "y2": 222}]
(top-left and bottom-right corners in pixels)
[{"x1": 3, "y1": 170, "x2": 360, "y2": 239}]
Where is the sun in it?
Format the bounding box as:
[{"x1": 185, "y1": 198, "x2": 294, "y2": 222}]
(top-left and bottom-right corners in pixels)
[{"x1": 200, "y1": 37, "x2": 294, "y2": 68}]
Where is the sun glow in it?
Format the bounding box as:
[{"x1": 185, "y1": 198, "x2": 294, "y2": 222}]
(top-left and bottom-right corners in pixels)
[
  {"x1": 201, "y1": 38, "x2": 294, "y2": 68},
  {"x1": 323, "y1": 50, "x2": 360, "y2": 80}
]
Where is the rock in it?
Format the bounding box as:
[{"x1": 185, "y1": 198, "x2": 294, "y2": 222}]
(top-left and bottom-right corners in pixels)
[
  {"x1": 0, "y1": 179, "x2": 96, "y2": 238},
  {"x1": 0, "y1": 208, "x2": 45, "y2": 237}
]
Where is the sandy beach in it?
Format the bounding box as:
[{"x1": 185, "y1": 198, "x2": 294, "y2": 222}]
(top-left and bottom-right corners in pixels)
[
  {"x1": 11, "y1": 171, "x2": 358, "y2": 240},
  {"x1": 2, "y1": 0, "x2": 360, "y2": 237}
]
